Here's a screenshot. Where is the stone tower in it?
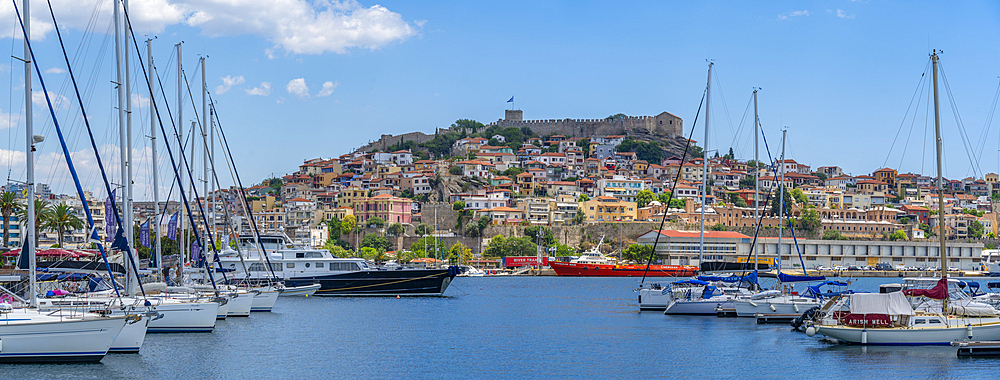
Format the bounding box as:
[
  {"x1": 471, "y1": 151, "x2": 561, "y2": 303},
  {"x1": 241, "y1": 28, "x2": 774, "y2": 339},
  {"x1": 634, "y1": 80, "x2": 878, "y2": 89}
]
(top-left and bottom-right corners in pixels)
[{"x1": 505, "y1": 109, "x2": 523, "y2": 121}]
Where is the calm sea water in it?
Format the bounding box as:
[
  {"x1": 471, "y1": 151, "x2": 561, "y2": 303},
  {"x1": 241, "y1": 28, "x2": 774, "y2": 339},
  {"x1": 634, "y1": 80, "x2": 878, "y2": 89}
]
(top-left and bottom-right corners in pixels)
[{"x1": 5, "y1": 276, "x2": 1000, "y2": 379}]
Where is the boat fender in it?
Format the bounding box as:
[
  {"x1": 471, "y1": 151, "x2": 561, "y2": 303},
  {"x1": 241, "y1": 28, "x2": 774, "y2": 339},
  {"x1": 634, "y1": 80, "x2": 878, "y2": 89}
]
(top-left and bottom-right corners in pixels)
[
  {"x1": 749, "y1": 301, "x2": 758, "y2": 307},
  {"x1": 793, "y1": 304, "x2": 799, "y2": 313},
  {"x1": 805, "y1": 326, "x2": 816, "y2": 337},
  {"x1": 769, "y1": 304, "x2": 776, "y2": 312},
  {"x1": 968, "y1": 324, "x2": 974, "y2": 340},
  {"x1": 861, "y1": 329, "x2": 867, "y2": 344}
]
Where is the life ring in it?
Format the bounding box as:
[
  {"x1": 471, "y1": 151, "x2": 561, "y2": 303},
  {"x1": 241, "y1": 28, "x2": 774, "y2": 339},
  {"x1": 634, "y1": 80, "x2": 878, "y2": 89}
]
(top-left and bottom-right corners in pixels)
[
  {"x1": 0, "y1": 293, "x2": 13, "y2": 304},
  {"x1": 67, "y1": 283, "x2": 79, "y2": 293}
]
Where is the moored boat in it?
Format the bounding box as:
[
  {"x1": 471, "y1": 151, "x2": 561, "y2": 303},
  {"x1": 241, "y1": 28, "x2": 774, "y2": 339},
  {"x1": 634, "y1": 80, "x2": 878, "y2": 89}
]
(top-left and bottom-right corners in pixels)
[{"x1": 551, "y1": 261, "x2": 697, "y2": 277}]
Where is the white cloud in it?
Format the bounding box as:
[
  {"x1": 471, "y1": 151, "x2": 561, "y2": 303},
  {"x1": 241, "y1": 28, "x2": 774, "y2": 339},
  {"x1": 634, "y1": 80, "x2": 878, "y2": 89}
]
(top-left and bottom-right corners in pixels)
[
  {"x1": 44, "y1": 67, "x2": 66, "y2": 74},
  {"x1": 0, "y1": 108, "x2": 20, "y2": 129},
  {"x1": 214, "y1": 75, "x2": 245, "y2": 94},
  {"x1": 31, "y1": 91, "x2": 70, "y2": 110},
  {"x1": 286, "y1": 78, "x2": 309, "y2": 99},
  {"x1": 245, "y1": 82, "x2": 271, "y2": 96},
  {"x1": 317, "y1": 81, "x2": 338, "y2": 97},
  {"x1": 777, "y1": 10, "x2": 811, "y2": 20},
  {"x1": 836, "y1": 9, "x2": 856, "y2": 19},
  {"x1": 0, "y1": 1, "x2": 418, "y2": 55},
  {"x1": 131, "y1": 93, "x2": 150, "y2": 109}
]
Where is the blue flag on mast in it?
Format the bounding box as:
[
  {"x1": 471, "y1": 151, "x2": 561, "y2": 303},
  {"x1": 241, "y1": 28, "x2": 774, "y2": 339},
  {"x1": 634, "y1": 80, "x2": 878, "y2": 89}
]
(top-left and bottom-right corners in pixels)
[
  {"x1": 140, "y1": 219, "x2": 150, "y2": 248},
  {"x1": 507, "y1": 96, "x2": 514, "y2": 103},
  {"x1": 167, "y1": 212, "x2": 178, "y2": 240},
  {"x1": 104, "y1": 189, "x2": 116, "y2": 242},
  {"x1": 191, "y1": 240, "x2": 201, "y2": 265}
]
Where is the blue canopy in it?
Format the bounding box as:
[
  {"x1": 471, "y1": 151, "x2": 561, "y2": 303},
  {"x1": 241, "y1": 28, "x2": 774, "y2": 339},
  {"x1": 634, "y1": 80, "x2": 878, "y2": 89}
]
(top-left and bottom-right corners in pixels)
[
  {"x1": 698, "y1": 271, "x2": 758, "y2": 284},
  {"x1": 674, "y1": 279, "x2": 710, "y2": 286},
  {"x1": 778, "y1": 272, "x2": 826, "y2": 283},
  {"x1": 804, "y1": 281, "x2": 851, "y2": 298},
  {"x1": 702, "y1": 285, "x2": 719, "y2": 299}
]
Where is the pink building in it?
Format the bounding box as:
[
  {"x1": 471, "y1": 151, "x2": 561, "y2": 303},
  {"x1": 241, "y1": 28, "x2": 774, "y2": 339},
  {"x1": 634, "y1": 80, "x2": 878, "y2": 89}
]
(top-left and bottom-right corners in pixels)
[{"x1": 353, "y1": 194, "x2": 413, "y2": 224}]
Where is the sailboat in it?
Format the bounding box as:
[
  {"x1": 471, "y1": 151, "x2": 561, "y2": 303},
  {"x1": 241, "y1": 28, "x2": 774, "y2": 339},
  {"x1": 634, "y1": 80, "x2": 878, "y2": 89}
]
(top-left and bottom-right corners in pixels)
[
  {"x1": 805, "y1": 51, "x2": 1000, "y2": 345},
  {"x1": 0, "y1": 0, "x2": 128, "y2": 362}
]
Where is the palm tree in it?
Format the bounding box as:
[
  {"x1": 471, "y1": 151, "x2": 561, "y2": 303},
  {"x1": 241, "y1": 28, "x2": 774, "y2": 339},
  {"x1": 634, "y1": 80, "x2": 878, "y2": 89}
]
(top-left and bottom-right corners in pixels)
[
  {"x1": 43, "y1": 204, "x2": 84, "y2": 248},
  {"x1": 0, "y1": 191, "x2": 23, "y2": 247},
  {"x1": 15, "y1": 200, "x2": 53, "y2": 249}
]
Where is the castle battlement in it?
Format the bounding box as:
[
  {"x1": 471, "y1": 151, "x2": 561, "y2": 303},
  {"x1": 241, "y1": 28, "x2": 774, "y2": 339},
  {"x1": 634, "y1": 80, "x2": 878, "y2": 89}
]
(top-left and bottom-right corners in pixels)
[{"x1": 482, "y1": 109, "x2": 681, "y2": 138}]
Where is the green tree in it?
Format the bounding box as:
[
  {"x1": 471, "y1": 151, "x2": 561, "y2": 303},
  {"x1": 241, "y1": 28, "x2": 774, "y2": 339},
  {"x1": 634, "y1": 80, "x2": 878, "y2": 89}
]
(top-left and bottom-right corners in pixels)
[
  {"x1": 15, "y1": 200, "x2": 53, "y2": 248},
  {"x1": 798, "y1": 208, "x2": 822, "y2": 232},
  {"x1": 341, "y1": 215, "x2": 357, "y2": 237},
  {"x1": 723, "y1": 147, "x2": 734, "y2": 160},
  {"x1": 365, "y1": 216, "x2": 386, "y2": 228},
  {"x1": 554, "y1": 243, "x2": 575, "y2": 256},
  {"x1": 448, "y1": 242, "x2": 473, "y2": 264},
  {"x1": 361, "y1": 234, "x2": 392, "y2": 252},
  {"x1": 616, "y1": 138, "x2": 664, "y2": 163},
  {"x1": 415, "y1": 223, "x2": 433, "y2": 236},
  {"x1": 524, "y1": 226, "x2": 556, "y2": 246},
  {"x1": 452, "y1": 201, "x2": 465, "y2": 211},
  {"x1": 969, "y1": 220, "x2": 985, "y2": 239},
  {"x1": 814, "y1": 172, "x2": 828, "y2": 181},
  {"x1": 635, "y1": 189, "x2": 655, "y2": 208},
  {"x1": 0, "y1": 191, "x2": 23, "y2": 247},
  {"x1": 622, "y1": 243, "x2": 653, "y2": 262},
  {"x1": 452, "y1": 119, "x2": 485, "y2": 133},
  {"x1": 769, "y1": 189, "x2": 795, "y2": 216},
  {"x1": 789, "y1": 188, "x2": 808, "y2": 204},
  {"x1": 605, "y1": 113, "x2": 628, "y2": 120},
  {"x1": 358, "y1": 247, "x2": 380, "y2": 262},
  {"x1": 449, "y1": 166, "x2": 463, "y2": 175},
  {"x1": 501, "y1": 167, "x2": 523, "y2": 177},
  {"x1": 572, "y1": 209, "x2": 586, "y2": 225},
  {"x1": 889, "y1": 230, "x2": 909, "y2": 241},
  {"x1": 324, "y1": 240, "x2": 353, "y2": 258},
  {"x1": 822, "y1": 230, "x2": 846, "y2": 240},
  {"x1": 711, "y1": 223, "x2": 726, "y2": 231},
  {"x1": 43, "y1": 204, "x2": 84, "y2": 249},
  {"x1": 577, "y1": 194, "x2": 590, "y2": 202},
  {"x1": 327, "y1": 217, "x2": 342, "y2": 241},
  {"x1": 387, "y1": 223, "x2": 405, "y2": 237}
]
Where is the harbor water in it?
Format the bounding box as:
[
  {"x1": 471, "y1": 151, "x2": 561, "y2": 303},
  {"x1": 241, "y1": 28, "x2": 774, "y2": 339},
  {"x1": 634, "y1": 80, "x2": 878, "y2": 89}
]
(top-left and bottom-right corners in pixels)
[{"x1": 5, "y1": 276, "x2": 1000, "y2": 379}]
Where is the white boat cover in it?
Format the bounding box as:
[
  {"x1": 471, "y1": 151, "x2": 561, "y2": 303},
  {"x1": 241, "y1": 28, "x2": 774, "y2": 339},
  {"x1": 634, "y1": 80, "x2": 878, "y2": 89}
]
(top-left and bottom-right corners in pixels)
[{"x1": 849, "y1": 292, "x2": 915, "y2": 316}]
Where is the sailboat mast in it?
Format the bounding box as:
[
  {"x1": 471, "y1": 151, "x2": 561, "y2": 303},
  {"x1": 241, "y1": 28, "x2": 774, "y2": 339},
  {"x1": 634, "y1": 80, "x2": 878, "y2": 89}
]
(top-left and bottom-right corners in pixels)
[
  {"x1": 148, "y1": 39, "x2": 162, "y2": 277},
  {"x1": 779, "y1": 129, "x2": 785, "y2": 271},
  {"x1": 124, "y1": 0, "x2": 134, "y2": 258},
  {"x1": 113, "y1": 0, "x2": 133, "y2": 295},
  {"x1": 931, "y1": 50, "x2": 947, "y2": 315},
  {"x1": 753, "y1": 89, "x2": 760, "y2": 270},
  {"x1": 699, "y1": 62, "x2": 712, "y2": 266},
  {"x1": 22, "y1": 0, "x2": 37, "y2": 308},
  {"x1": 201, "y1": 57, "x2": 209, "y2": 251},
  {"x1": 176, "y1": 43, "x2": 184, "y2": 281}
]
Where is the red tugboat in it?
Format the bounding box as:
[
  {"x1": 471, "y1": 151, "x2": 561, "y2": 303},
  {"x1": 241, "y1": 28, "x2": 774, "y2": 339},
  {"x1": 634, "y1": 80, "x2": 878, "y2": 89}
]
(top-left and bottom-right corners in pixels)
[{"x1": 548, "y1": 238, "x2": 697, "y2": 277}]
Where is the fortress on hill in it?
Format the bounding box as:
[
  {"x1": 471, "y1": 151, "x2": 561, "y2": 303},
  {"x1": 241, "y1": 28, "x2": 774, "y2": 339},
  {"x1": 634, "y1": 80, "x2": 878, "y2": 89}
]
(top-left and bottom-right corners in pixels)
[
  {"x1": 488, "y1": 109, "x2": 683, "y2": 138},
  {"x1": 356, "y1": 108, "x2": 683, "y2": 153}
]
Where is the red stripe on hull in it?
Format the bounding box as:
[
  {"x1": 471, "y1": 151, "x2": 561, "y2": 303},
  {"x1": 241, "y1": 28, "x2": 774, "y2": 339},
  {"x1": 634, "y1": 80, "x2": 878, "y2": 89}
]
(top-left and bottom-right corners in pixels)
[{"x1": 548, "y1": 262, "x2": 698, "y2": 277}]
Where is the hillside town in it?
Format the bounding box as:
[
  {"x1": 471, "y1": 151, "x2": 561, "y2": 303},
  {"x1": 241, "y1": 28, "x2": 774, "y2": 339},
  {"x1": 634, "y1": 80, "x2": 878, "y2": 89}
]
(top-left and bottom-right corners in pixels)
[{"x1": 2, "y1": 109, "x2": 998, "y2": 271}]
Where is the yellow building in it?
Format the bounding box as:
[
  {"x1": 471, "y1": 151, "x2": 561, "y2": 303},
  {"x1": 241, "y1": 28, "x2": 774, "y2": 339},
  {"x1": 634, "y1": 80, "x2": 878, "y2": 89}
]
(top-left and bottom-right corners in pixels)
[
  {"x1": 251, "y1": 194, "x2": 277, "y2": 213},
  {"x1": 579, "y1": 196, "x2": 637, "y2": 222},
  {"x1": 338, "y1": 187, "x2": 367, "y2": 209}
]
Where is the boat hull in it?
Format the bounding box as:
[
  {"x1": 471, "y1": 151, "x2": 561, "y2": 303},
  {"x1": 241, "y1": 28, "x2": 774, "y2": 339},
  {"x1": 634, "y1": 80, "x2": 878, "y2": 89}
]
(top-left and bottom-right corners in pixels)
[
  {"x1": 107, "y1": 316, "x2": 149, "y2": 353},
  {"x1": 279, "y1": 284, "x2": 321, "y2": 297},
  {"x1": 250, "y1": 289, "x2": 279, "y2": 312},
  {"x1": 733, "y1": 298, "x2": 822, "y2": 317},
  {"x1": 638, "y1": 288, "x2": 671, "y2": 311},
  {"x1": 286, "y1": 268, "x2": 457, "y2": 296},
  {"x1": 226, "y1": 292, "x2": 253, "y2": 317},
  {"x1": 549, "y1": 262, "x2": 697, "y2": 277},
  {"x1": 146, "y1": 301, "x2": 219, "y2": 333},
  {"x1": 0, "y1": 311, "x2": 126, "y2": 363},
  {"x1": 815, "y1": 322, "x2": 1000, "y2": 345},
  {"x1": 665, "y1": 298, "x2": 736, "y2": 315}
]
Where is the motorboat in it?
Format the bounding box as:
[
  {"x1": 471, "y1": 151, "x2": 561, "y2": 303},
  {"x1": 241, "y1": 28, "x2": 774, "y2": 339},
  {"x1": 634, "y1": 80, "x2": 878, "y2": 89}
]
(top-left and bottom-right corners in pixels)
[
  {"x1": 732, "y1": 281, "x2": 850, "y2": 317},
  {"x1": 662, "y1": 278, "x2": 756, "y2": 315},
  {"x1": 458, "y1": 266, "x2": 486, "y2": 277},
  {"x1": 279, "y1": 283, "x2": 321, "y2": 297},
  {"x1": 215, "y1": 235, "x2": 459, "y2": 296}
]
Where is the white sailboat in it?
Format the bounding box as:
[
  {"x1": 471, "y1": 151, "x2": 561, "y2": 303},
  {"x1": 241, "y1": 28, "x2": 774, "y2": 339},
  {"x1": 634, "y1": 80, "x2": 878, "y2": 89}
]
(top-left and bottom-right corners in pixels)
[
  {"x1": 0, "y1": 0, "x2": 128, "y2": 362},
  {"x1": 805, "y1": 51, "x2": 1000, "y2": 345}
]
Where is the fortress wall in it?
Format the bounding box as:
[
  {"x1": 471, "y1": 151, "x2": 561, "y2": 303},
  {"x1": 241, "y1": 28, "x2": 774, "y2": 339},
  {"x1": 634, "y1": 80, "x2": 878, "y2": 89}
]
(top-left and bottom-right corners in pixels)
[{"x1": 356, "y1": 131, "x2": 434, "y2": 153}]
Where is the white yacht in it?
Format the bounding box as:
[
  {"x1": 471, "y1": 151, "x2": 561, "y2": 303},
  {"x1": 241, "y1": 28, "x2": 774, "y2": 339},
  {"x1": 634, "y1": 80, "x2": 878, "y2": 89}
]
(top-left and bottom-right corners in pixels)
[{"x1": 0, "y1": 304, "x2": 128, "y2": 363}]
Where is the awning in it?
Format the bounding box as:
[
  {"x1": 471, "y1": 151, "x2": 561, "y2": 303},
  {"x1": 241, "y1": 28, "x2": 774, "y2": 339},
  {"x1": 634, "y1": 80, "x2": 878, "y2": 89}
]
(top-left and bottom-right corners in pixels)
[{"x1": 849, "y1": 292, "x2": 915, "y2": 316}]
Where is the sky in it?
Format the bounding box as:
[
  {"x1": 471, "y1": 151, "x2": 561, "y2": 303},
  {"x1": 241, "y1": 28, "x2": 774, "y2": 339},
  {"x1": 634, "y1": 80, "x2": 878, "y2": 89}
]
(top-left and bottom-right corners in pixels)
[{"x1": 1, "y1": 0, "x2": 999, "y2": 201}]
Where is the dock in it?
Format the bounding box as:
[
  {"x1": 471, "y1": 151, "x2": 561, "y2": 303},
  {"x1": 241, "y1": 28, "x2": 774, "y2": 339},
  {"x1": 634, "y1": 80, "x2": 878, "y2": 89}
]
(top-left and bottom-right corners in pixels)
[
  {"x1": 953, "y1": 341, "x2": 1000, "y2": 357},
  {"x1": 755, "y1": 313, "x2": 799, "y2": 324}
]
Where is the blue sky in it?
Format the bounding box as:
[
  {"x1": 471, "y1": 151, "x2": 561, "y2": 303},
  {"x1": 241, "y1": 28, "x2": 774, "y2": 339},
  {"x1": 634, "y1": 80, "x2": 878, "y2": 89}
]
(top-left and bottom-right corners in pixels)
[{"x1": 2, "y1": 0, "x2": 1000, "y2": 200}]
